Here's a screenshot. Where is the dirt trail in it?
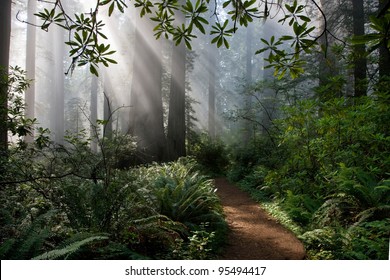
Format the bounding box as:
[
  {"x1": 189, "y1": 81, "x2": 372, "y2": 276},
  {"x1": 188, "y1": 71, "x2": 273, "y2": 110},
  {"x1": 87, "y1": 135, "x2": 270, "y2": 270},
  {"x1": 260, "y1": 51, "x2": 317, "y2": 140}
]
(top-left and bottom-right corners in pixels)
[{"x1": 215, "y1": 178, "x2": 306, "y2": 260}]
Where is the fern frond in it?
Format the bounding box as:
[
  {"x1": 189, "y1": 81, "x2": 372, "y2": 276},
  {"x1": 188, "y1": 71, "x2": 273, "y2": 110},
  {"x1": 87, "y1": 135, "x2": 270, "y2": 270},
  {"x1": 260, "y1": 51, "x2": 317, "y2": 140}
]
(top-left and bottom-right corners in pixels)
[
  {"x1": 33, "y1": 235, "x2": 108, "y2": 260},
  {"x1": 354, "y1": 205, "x2": 390, "y2": 225}
]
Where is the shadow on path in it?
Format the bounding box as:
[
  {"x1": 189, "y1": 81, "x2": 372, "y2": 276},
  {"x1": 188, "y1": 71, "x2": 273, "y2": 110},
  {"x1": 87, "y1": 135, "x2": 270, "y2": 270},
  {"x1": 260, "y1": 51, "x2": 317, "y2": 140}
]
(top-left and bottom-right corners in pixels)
[{"x1": 215, "y1": 178, "x2": 306, "y2": 260}]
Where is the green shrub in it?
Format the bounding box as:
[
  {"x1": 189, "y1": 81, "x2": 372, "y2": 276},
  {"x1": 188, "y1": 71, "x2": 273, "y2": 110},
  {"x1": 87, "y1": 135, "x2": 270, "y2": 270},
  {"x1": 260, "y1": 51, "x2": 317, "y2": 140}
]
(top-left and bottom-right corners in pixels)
[
  {"x1": 227, "y1": 83, "x2": 390, "y2": 259},
  {"x1": 171, "y1": 229, "x2": 216, "y2": 260},
  {"x1": 189, "y1": 133, "x2": 229, "y2": 175},
  {"x1": 345, "y1": 220, "x2": 390, "y2": 260}
]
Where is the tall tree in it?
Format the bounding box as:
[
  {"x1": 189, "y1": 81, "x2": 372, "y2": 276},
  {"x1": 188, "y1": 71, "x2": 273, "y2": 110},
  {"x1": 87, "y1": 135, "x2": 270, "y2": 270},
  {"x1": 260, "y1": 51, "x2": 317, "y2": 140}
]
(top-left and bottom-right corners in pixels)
[
  {"x1": 207, "y1": 42, "x2": 217, "y2": 140},
  {"x1": 318, "y1": 0, "x2": 337, "y2": 91},
  {"x1": 261, "y1": 20, "x2": 277, "y2": 133},
  {"x1": 378, "y1": 0, "x2": 390, "y2": 77},
  {"x1": 0, "y1": 0, "x2": 12, "y2": 153},
  {"x1": 90, "y1": 74, "x2": 98, "y2": 152},
  {"x1": 206, "y1": 1, "x2": 218, "y2": 140},
  {"x1": 167, "y1": 9, "x2": 186, "y2": 160},
  {"x1": 129, "y1": 15, "x2": 166, "y2": 162},
  {"x1": 243, "y1": 24, "x2": 253, "y2": 143},
  {"x1": 352, "y1": 0, "x2": 368, "y2": 97},
  {"x1": 50, "y1": 26, "x2": 65, "y2": 144},
  {"x1": 103, "y1": 76, "x2": 113, "y2": 139},
  {"x1": 25, "y1": 0, "x2": 37, "y2": 143}
]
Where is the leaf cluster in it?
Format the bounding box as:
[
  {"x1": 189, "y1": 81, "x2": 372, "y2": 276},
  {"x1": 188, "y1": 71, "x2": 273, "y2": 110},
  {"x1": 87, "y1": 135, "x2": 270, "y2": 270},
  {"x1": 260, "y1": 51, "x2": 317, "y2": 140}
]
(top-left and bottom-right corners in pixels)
[
  {"x1": 32, "y1": 0, "x2": 327, "y2": 78},
  {"x1": 256, "y1": 0, "x2": 317, "y2": 79},
  {"x1": 352, "y1": 8, "x2": 390, "y2": 53}
]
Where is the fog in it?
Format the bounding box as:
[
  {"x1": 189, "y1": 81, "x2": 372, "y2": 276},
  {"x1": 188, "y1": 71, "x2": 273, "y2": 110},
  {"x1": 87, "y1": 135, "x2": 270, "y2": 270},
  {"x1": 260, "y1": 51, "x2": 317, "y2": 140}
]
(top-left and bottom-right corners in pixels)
[{"x1": 9, "y1": 0, "x2": 302, "y2": 154}]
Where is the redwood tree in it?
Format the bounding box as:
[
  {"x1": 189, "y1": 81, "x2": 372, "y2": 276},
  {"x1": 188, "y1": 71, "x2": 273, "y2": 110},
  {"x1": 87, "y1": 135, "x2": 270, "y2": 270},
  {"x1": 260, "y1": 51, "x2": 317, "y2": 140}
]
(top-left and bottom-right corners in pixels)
[
  {"x1": 25, "y1": 0, "x2": 37, "y2": 143},
  {"x1": 352, "y1": 0, "x2": 368, "y2": 97},
  {"x1": 167, "y1": 8, "x2": 186, "y2": 160},
  {"x1": 0, "y1": 0, "x2": 12, "y2": 153},
  {"x1": 378, "y1": 0, "x2": 390, "y2": 77},
  {"x1": 129, "y1": 15, "x2": 166, "y2": 162}
]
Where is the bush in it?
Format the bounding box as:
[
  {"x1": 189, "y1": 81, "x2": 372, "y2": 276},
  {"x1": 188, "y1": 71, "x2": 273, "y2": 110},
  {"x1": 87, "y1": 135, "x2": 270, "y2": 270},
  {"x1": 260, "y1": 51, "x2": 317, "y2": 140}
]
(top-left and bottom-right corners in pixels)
[
  {"x1": 226, "y1": 81, "x2": 390, "y2": 259},
  {"x1": 188, "y1": 133, "x2": 229, "y2": 175},
  {"x1": 1, "y1": 136, "x2": 227, "y2": 260}
]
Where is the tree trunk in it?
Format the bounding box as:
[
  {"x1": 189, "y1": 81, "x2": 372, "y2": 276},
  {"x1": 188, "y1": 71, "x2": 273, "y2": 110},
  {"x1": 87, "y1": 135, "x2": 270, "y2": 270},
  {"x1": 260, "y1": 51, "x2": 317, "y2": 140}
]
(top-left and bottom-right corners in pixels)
[
  {"x1": 51, "y1": 26, "x2": 65, "y2": 144},
  {"x1": 352, "y1": 0, "x2": 367, "y2": 97},
  {"x1": 167, "y1": 39, "x2": 186, "y2": 160},
  {"x1": 378, "y1": 0, "x2": 390, "y2": 77},
  {"x1": 103, "y1": 92, "x2": 112, "y2": 139},
  {"x1": 261, "y1": 21, "x2": 277, "y2": 134},
  {"x1": 25, "y1": 0, "x2": 37, "y2": 143},
  {"x1": 103, "y1": 70, "x2": 114, "y2": 139},
  {"x1": 0, "y1": 0, "x2": 12, "y2": 153},
  {"x1": 90, "y1": 74, "x2": 98, "y2": 152},
  {"x1": 318, "y1": 0, "x2": 336, "y2": 92},
  {"x1": 244, "y1": 24, "x2": 253, "y2": 143},
  {"x1": 208, "y1": 43, "x2": 217, "y2": 140},
  {"x1": 167, "y1": 8, "x2": 186, "y2": 160},
  {"x1": 129, "y1": 15, "x2": 166, "y2": 162}
]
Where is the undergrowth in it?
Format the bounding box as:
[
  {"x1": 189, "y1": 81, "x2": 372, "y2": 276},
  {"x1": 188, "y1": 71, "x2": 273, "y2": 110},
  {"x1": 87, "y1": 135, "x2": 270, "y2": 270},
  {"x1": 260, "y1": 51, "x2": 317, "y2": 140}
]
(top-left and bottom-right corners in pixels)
[
  {"x1": 0, "y1": 128, "x2": 227, "y2": 260},
  {"x1": 227, "y1": 81, "x2": 390, "y2": 260}
]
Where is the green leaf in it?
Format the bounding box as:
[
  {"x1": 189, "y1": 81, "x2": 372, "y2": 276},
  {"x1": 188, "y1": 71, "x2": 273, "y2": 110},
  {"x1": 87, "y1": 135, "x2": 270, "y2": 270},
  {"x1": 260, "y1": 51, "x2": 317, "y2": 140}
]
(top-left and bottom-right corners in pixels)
[
  {"x1": 185, "y1": 39, "x2": 192, "y2": 50},
  {"x1": 211, "y1": 36, "x2": 219, "y2": 44},
  {"x1": 217, "y1": 37, "x2": 223, "y2": 48},
  {"x1": 109, "y1": 2, "x2": 115, "y2": 16},
  {"x1": 298, "y1": 15, "x2": 311, "y2": 22},
  {"x1": 100, "y1": 0, "x2": 112, "y2": 5},
  {"x1": 223, "y1": 0, "x2": 231, "y2": 8},
  {"x1": 223, "y1": 19, "x2": 229, "y2": 29},
  {"x1": 281, "y1": 35, "x2": 294, "y2": 41},
  {"x1": 223, "y1": 37, "x2": 229, "y2": 49},
  {"x1": 90, "y1": 64, "x2": 99, "y2": 76}
]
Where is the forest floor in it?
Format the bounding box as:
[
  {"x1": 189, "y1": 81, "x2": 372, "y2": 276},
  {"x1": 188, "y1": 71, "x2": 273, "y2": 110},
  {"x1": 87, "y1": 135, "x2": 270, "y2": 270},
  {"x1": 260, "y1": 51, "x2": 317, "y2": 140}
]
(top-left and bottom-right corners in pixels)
[{"x1": 214, "y1": 178, "x2": 306, "y2": 260}]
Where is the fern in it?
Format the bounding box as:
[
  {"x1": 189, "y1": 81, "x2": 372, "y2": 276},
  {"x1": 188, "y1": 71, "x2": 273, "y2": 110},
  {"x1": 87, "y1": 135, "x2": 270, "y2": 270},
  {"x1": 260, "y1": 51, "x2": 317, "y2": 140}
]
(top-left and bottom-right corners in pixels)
[
  {"x1": 33, "y1": 235, "x2": 109, "y2": 260},
  {"x1": 0, "y1": 211, "x2": 57, "y2": 259}
]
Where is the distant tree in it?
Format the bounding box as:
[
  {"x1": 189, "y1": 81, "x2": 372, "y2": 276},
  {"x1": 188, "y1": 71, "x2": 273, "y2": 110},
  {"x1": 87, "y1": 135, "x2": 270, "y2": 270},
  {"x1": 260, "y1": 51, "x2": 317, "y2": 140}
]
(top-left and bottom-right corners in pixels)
[
  {"x1": 0, "y1": 0, "x2": 12, "y2": 153},
  {"x1": 206, "y1": 6, "x2": 219, "y2": 139},
  {"x1": 90, "y1": 74, "x2": 98, "y2": 152},
  {"x1": 50, "y1": 26, "x2": 65, "y2": 144},
  {"x1": 103, "y1": 71, "x2": 114, "y2": 139},
  {"x1": 243, "y1": 23, "x2": 253, "y2": 143},
  {"x1": 207, "y1": 44, "x2": 217, "y2": 140},
  {"x1": 317, "y1": 0, "x2": 339, "y2": 94},
  {"x1": 129, "y1": 15, "x2": 166, "y2": 162},
  {"x1": 352, "y1": 0, "x2": 368, "y2": 97},
  {"x1": 378, "y1": 0, "x2": 390, "y2": 77},
  {"x1": 25, "y1": 0, "x2": 37, "y2": 143},
  {"x1": 167, "y1": 6, "x2": 186, "y2": 160}
]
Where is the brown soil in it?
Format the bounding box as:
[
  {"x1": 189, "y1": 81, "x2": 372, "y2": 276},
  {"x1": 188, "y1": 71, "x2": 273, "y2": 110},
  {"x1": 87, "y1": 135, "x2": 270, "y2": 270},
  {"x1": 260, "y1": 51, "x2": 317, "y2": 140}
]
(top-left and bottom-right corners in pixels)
[{"x1": 215, "y1": 178, "x2": 306, "y2": 260}]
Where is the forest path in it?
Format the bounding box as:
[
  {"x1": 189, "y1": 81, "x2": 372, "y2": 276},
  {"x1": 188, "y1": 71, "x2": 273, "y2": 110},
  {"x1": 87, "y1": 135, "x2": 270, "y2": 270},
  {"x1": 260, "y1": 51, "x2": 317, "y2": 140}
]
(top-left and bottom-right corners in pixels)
[{"x1": 214, "y1": 178, "x2": 306, "y2": 260}]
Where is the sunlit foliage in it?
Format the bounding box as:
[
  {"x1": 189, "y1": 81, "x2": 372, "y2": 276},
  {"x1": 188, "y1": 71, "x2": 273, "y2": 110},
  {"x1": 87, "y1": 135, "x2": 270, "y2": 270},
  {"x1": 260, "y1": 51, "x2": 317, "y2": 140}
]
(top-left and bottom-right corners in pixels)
[{"x1": 32, "y1": 0, "x2": 327, "y2": 78}]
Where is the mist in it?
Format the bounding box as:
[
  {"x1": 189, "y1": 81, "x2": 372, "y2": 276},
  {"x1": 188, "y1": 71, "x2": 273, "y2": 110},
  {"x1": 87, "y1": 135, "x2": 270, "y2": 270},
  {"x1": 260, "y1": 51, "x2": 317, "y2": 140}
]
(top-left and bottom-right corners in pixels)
[{"x1": 9, "y1": 0, "x2": 306, "y2": 158}]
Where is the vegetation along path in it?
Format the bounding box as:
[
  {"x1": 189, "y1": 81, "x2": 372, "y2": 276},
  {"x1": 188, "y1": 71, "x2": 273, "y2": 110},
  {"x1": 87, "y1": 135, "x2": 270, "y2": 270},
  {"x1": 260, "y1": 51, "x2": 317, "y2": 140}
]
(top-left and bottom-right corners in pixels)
[{"x1": 214, "y1": 178, "x2": 306, "y2": 260}]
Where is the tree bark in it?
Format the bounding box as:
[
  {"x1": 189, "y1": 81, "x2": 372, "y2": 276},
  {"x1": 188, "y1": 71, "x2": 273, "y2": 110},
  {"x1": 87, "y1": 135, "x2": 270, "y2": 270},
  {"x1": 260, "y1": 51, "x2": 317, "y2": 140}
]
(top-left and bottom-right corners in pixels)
[
  {"x1": 352, "y1": 0, "x2": 368, "y2": 97},
  {"x1": 103, "y1": 70, "x2": 113, "y2": 139},
  {"x1": 208, "y1": 43, "x2": 217, "y2": 140},
  {"x1": 378, "y1": 0, "x2": 390, "y2": 77},
  {"x1": 167, "y1": 8, "x2": 186, "y2": 161},
  {"x1": 244, "y1": 24, "x2": 253, "y2": 143},
  {"x1": 130, "y1": 15, "x2": 166, "y2": 162},
  {"x1": 90, "y1": 74, "x2": 98, "y2": 152},
  {"x1": 0, "y1": 0, "x2": 12, "y2": 153},
  {"x1": 25, "y1": 0, "x2": 37, "y2": 143},
  {"x1": 51, "y1": 26, "x2": 65, "y2": 144},
  {"x1": 167, "y1": 39, "x2": 186, "y2": 160}
]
